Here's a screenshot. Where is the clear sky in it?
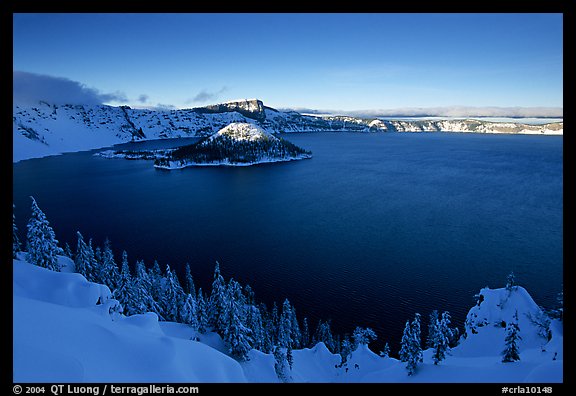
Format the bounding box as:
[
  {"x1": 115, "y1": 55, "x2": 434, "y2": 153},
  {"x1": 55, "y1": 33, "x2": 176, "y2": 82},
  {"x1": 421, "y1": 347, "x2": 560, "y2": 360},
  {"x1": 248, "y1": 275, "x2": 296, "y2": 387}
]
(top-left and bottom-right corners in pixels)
[{"x1": 13, "y1": 13, "x2": 563, "y2": 113}]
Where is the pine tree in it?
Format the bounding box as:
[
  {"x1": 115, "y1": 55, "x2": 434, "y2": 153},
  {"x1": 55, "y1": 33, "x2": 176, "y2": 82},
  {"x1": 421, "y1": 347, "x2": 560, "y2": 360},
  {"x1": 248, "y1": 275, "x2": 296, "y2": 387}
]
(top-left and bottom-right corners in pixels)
[
  {"x1": 113, "y1": 252, "x2": 138, "y2": 316},
  {"x1": 506, "y1": 271, "x2": 517, "y2": 292},
  {"x1": 379, "y1": 342, "x2": 391, "y2": 358},
  {"x1": 222, "y1": 279, "x2": 252, "y2": 361},
  {"x1": 180, "y1": 293, "x2": 200, "y2": 330},
  {"x1": 427, "y1": 310, "x2": 439, "y2": 348},
  {"x1": 432, "y1": 311, "x2": 452, "y2": 365},
  {"x1": 148, "y1": 260, "x2": 165, "y2": 312},
  {"x1": 184, "y1": 263, "x2": 196, "y2": 297},
  {"x1": 245, "y1": 304, "x2": 265, "y2": 352},
  {"x1": 133, "y1": 259, "x2": 163, "y2": 318},
  {"x1": 99, "y1": 238, "x2": 120, "y2": 292},
  {"x1": 502, "y1": 310, "x2": 522, "y2": 363},
  {"x1": 313, "y1": 319, "x2": 336, "y2": 352},
  {"x1": 74, "y1": 232, "x2": 97, "y2": 280},
  {"x1": 162, "y1": 265, "x2": 185, "y2": 322},
  {"x1": 13, "y1": 204, "x2": 21, "y2": 259},
  {"x1": 62, "y1": 242, "x2": 73, "y2": 260},
  {"x1": 278, "y1": 299, "x2": 294, "y2": 348},
  {"x1": 26, "y1": 197, "x2": 62, "y2": 271},
  {"x1": 196, "y1": 288, "x2": 209, "y2": 334},
  {"x1": 273, "y1": 346, "x2": 291, "y2": 383},
  {"x1": 399, "y1": 313, "x2": 423, "y2": 375},
  {"x1": 352, "y1": 327, "x2": 377, "y2": 350},
  {"x1": 208, "y1": 261, "x2": 228, "y2": 333},
  {"x1": 301, "y1": 317, "x2": 311, "y2": 349}
]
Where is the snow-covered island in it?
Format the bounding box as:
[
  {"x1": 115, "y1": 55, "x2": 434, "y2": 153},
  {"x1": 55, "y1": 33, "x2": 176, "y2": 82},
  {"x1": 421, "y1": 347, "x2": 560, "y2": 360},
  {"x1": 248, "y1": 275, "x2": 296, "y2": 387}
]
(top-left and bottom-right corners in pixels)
[
  {"x1": 96, "y1": 122, "x2": 312, "y2": 169},
  {"x1": 12, "y1": 199, "x2": 563, "y2": 383}
]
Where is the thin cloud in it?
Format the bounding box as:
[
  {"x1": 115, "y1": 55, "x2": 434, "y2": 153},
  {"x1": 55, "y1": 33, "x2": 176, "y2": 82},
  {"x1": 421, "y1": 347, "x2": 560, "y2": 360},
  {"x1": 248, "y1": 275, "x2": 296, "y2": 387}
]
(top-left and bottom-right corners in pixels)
[
  {"x1": 282, "y1": 106, "x2": 563, "y2": 119},
  {"x1": 13, "y1": 71, "x2": 127, "y2": 106},
  {"x1": 137, "y1": 94, "x2": 149, "y2": 103},
  {"x1": 187, "y1": 87, "x2": 229, "y2": 104}
]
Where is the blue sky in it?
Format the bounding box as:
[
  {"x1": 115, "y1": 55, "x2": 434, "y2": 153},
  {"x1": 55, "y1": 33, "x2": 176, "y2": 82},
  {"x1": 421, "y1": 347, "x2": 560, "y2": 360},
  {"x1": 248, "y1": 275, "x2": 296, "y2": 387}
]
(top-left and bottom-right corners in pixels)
[{"x1": 13, "y1": 13, "x2": 563, "y2": 114}]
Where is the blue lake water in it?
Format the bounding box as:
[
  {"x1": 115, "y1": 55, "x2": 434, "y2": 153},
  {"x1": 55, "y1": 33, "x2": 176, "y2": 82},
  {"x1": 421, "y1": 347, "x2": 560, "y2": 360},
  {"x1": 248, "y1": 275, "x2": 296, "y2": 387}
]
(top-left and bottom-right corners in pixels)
[{"x1": 12, "y1": 132, "x2": 563, "y2": 352}]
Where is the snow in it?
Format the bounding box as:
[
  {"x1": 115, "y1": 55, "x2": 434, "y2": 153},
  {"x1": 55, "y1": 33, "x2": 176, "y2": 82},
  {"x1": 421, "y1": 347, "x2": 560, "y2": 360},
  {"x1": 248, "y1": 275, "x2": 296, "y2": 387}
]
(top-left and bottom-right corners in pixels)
[
  {"x1": 13, "y1": 254, "x2": 562, "y2": 383},
  {"x1": 13, "y1": 100, "x2": 563, "y2": 163},
  {"x1": 207, "y1": 122, "x2": 276, "y2": 142}
]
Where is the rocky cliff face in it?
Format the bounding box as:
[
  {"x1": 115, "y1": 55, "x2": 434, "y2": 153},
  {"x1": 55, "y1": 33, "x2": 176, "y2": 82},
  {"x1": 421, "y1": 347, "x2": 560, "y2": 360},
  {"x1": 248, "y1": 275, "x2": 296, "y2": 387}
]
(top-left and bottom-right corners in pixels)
[{"x1": 193, "y1": 99, "x2": 266, "y2": 122}]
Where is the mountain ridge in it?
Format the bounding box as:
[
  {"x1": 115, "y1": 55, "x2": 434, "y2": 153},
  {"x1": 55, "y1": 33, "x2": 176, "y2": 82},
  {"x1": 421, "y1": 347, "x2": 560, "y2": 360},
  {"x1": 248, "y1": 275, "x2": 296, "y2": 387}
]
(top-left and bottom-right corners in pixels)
[{"x1": 13, "y1": 99, "x2": 563, "y2": 162}]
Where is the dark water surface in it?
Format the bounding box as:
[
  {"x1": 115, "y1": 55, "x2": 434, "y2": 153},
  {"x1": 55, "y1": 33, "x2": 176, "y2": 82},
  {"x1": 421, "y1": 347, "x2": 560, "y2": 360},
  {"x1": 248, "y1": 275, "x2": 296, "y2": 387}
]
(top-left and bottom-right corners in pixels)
[{"x1": 13, "y1": 132, "x2": 563, "y2": 353}]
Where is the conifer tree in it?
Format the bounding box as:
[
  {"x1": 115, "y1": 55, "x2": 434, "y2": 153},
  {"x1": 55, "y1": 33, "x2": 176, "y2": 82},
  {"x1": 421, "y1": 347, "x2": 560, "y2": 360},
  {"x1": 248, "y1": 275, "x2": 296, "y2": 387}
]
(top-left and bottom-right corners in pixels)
[
  {"x1": 301, "y1": 317, "x2": 311, "y2": 349},
  {"x1": 196, "y1": 288, "x2": 209, "y2": 333},
  {"x1": 75, "y1": 232, "x2": 97, "y2": 280},
  {"x1": 506, "y1": 271, "x2": 517, "y2": 292},
  {"x1": 99, "y1": 238, "x2": 120, "y2": 291},
  {"x1": 352, "y1": 327, "x2": 377, "y2": 350},
  {"x1": 62, "y1": 242, "x2": 73, "y2": 260},
  {"x1": 26, "y1": 197, "x2": 62, "y2": 271},
  {"x1": 432, "y1": 311, "x2": 452, "y2": 365},
  {"x1": 208, "y1": 261, "x2": 228, "y2": 333},
  {"x1": 133, "y1": 259, "x2": 163, "y2": 318},
  {"x1": 184, "y1": 263, "x2": 196, "y2": 297},
  {"x1": 162, "y1": 265, "x2": 184, "y2": 322},
  {"x1": 114, "y1": 252, "x2": 138, "y2": 316},
  {"x1": 180, "y1": 293, "x2": 200, "y2": 330},
  {"x1": 399, "y1": 313, "x2": 423, "y2": 375},
  {"x1": 379, "y1": 342, "x2": 391, "y2": 358},
  {"x1": 278, "y1": 299, "x2": 294, "y2": 348},
  {"x1": 427, "y1": 310, "x2": 439, "y2": 348},
  {"x1": 222, "y1": 279, "x2": 252, "y2": 361},
  {"x1": 502, "y1": 310, "x2": 522, "y2": 363},
  {"x1": 313, "y1": 319, "x2": 336, "y2": 352},
  {"x1": 273, "y1": 346, "x2": 291, "y2": 383}
]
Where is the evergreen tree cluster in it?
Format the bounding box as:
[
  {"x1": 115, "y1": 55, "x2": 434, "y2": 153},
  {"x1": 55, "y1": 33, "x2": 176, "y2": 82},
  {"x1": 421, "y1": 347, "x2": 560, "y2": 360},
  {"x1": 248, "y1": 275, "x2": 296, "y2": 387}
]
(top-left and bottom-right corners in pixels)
[
  {"x1": 154, "y1": 134, "x2": 311, "y2": 167},
  {"x1": 15, "y1": 198, "x2": 556, "y2": 377}
]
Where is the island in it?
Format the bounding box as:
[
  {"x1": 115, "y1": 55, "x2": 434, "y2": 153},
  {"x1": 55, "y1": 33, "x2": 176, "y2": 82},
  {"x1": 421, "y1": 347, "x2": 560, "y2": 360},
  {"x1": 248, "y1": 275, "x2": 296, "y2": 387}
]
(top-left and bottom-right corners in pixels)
[{"x1": 96, "y1": 122, "x2": 312, "y2": 169}]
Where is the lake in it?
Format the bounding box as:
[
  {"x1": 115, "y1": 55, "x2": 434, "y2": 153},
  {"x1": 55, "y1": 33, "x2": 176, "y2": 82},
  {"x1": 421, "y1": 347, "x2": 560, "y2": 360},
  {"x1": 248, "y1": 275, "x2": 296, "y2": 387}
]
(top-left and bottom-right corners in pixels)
[{"x1": 12, "y1": 132, "x2": 563, "y2": 353}]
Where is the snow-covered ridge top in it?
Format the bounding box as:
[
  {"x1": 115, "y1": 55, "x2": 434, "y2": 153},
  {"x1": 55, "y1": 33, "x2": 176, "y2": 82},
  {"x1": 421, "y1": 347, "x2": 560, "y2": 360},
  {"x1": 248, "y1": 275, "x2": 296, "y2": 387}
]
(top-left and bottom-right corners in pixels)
[{"x1": 206, "y1": 122, "x2": 277, "y2": 143}]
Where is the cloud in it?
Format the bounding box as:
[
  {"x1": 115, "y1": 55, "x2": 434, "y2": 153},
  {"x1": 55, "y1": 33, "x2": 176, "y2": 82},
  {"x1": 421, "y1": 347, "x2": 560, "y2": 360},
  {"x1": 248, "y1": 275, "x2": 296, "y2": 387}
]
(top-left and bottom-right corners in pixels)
[
  {"x1": 13, "y1": 71, "x2": 127, "y2": 106},
  {"x1": 281, "y1": 106, "x2": 563, "y2": 119},
  {"x1": 187, "y1": 87, "x2": 228, "y2": 104},
  {"x1": 137, "y1": 94, "x2": 149, "y2": 103}
]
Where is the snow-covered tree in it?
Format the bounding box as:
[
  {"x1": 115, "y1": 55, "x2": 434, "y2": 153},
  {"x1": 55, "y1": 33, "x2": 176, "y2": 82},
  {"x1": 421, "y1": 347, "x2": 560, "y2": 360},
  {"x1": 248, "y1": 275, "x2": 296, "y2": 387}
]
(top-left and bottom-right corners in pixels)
[
  {"x1": 13, "y1": 204, "x2": 21, "y2": 258},
  {"x1": 301, "y1": 317, "x2": 311, "y2": 349},
  {"x1": 506, "y1": 271, "x2": 517, "y2": 292},
  {"x1": 180, "y1": 293, "x2": 199, "y2": 330},
  {"x1": 99, "y1": 238, "x2": 120, "y2": 291},
  {"x1": 313, "y1": 319, "x2": 336, "y2": 352},
  {"x1": 245, "y1": 304, "x2": 265, "y2": 352},
  {"x1": 133, "y1": 259, "x2": 163, "y2": 319},
  {"x1": 502, "y1": 310, "x2": 522, "y2": 363},
  {"x1": 222, "y1": 279, "x2": 252, "y2": 361},
  {"x1": 426, "y1": 310, "x2": 439, "y2": 348},
  {"x1": 352, "y1": 327, "x2": 377, "y2": 350},
  {"x1": 208, "y1": 261, "x2": 228, "y2": 333},
  {"x1": 183, "y1": 263, "x2": 196, "y2": 297},
  {"x1": 74, "y1": 232, "x2": 97, "y2": 281},
  {"x1": 273, "y1": 346, "x2": 291, "y2": 383},
  {"x1": 113, "y1": 251, "x2": 138, "y2": 316},
  {"x1": 379, "y1": 342, "x2": 391, "y2": 358},
  {"x1": 278, "y1": 299, "x2": 295, "y2": 348},
  {"x1": 431, "y1": 311, "x2": 452, "y2": 365},
  {"x1": 26, "y1": 197, "x2": 62, "y2": 271},
  {"x1": 196, "y1": 288, "x2": 209, "y2": 334},
  {"x1": 399, "y1": 313, "x2": 423, "y2": 375},
  {"x1": 162, "y1": 265, "x2": 185, "y2": 322},
  {"x1": 62, "y1": 242, "x2": 73, "y2": 260}
]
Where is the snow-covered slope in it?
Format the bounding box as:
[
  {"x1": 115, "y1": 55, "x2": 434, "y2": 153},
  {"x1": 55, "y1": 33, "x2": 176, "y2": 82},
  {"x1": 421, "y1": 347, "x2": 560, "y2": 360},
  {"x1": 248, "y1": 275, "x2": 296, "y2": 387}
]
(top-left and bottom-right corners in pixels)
[
  {"x1": 206, "y1": 122, "x2": 276, "y2": 142},
  {"x1": 13, "y1": 99, "x2": 563, "y2": 162},
  {"x1": 13, "y1": 254, "x2": 562, "y2": 383}
]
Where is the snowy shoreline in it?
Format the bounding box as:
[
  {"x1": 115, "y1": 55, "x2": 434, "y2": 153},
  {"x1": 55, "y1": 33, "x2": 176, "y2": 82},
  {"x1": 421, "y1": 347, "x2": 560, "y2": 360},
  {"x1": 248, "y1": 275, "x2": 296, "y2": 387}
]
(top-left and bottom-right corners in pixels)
[{"x1": 153, "y1": 154, "x2": 313, "y2": 170}]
